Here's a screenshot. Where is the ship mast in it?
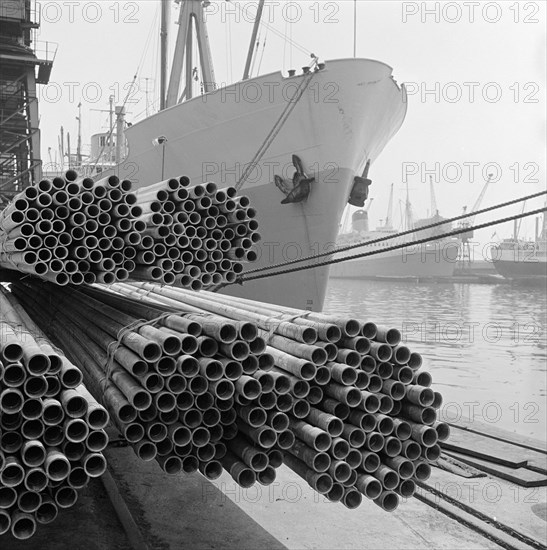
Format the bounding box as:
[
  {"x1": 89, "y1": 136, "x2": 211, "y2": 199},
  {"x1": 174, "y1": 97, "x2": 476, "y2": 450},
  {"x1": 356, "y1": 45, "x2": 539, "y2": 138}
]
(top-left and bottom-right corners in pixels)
[
  {"x1": 76, "y1": 102, "x2": 82, "y2": 167},
  {"x1": 384, "y1": 183, "x2": 394, "y2": 229},
  {"x1": 160, "y1": 0, "x2": 170, "y2": 110},
  {"x1": 243, "y1": 0, "x2": 265, "y2": 80},
  {"x1": 404, "y1": 183, "x2": 413, "y2": 231},
  {"x1": 166, "y1": 0, "x2": 216, "y2": 107},
  {"x1": 353, "y1": 0, "x2": 357, "y2": 58}
]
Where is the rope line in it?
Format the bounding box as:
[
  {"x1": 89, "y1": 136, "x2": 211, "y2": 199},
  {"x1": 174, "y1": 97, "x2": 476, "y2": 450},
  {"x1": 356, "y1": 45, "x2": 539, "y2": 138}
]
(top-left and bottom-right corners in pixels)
[
  {"x1": 108, "y1": 284, "x2": 318, "y2": 348},
  {"x1": 236, "y1": 206, "x2": 547, "y2": 284},
  {"x1": 235, "y1": 68, "x2": 317, "y2": 192},
  {"x1": 263, "y1": 312, "x2": 307, "y2": 343},
  {"x1": 234, "y1": 1, "x2": 311, "y2": 57},
  {"x1": 241, "y1": 190, "x2": 547, "y2": 277},
  {"x1": 99, "y1": 306, "x2": 209, "y2": 391},
  {"x1": 104, "y1": 317, "x2": 147, "y2": 387}
]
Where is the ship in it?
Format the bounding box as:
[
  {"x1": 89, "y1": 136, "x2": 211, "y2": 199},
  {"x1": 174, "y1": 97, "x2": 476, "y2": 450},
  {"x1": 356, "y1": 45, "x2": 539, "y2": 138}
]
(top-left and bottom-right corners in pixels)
[
  {"x1": 492, "y1": 213, "x2": 547, "y2": 283},
  {"x1": 94, "y1": 0, "x2": 408, "y2": 311},
  {"x1": 330, "y1": 184, "x2": 459, "y2": 280}
]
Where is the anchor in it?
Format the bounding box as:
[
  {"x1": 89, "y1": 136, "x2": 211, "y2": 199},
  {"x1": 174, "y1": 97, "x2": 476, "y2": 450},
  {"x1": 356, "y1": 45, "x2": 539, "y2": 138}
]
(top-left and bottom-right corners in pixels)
[
  {"x1": 274, "y1": 155, "x2": 315, "y2": 204},
  {"x1": 348, "y1": 160, "x2": 372, "y2": 207}
]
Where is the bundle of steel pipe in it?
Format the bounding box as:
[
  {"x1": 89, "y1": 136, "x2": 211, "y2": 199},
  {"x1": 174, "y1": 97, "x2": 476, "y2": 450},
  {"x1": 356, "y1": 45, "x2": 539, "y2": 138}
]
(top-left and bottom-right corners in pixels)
[
  {"x1": 11, "y1": 279, "x2": 273, "y2": 482},
  {"x1": 100, "y1": 282, "x2": 447, "y2": 511},
  {"x1": 133, "y1": 176, "x2": 260, "y2": 289},
  {"x1": 9, "y1": 278, "x2": 447, "y2": 513},
  {"x1": 0, "y1": 172, "x2": 259, "y2": 289},
  {"x1": 0, "y1": 285, "x2": 109, "y2": 541},
  {"x1": 0, "y1": 170, "x2": 141, "y2": 286}
]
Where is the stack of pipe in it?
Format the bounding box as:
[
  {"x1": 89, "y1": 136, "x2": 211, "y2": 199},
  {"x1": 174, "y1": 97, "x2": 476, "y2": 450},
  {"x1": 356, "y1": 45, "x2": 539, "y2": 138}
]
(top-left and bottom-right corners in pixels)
[
  {"x1": 113, "y1": 283, "x2": 448, "y2": 510},
  {"x1": 0, "y1": 171, "x2": 259, "y2": 290},
  {"x1": 0, "y1": 170, "x2": 141, "y2": 286},
  {"x1": 133, "y1": 177, "x2": 259, "y2": 289},
  {"x1": 0, "y1": 286, "x2": 109, "y2": 541},
  {"x1": 11, "y1": 279, "x2": 272, "y2": 481},
  {"x1": 13, "y1": 279, "x2": 449, "y2": 513}
]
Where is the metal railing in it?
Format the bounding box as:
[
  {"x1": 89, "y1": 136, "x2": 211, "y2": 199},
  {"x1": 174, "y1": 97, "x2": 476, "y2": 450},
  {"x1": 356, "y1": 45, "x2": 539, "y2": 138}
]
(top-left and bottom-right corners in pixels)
[{"x1": 33, "y1": 40, "x2": 58, "y2": 63}]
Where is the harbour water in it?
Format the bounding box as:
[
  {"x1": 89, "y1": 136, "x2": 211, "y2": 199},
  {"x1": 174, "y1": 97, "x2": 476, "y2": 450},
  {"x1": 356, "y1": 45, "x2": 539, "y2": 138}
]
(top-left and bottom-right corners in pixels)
[{"x1": 324, "y1": 279, "x2": 547, "y2": 442}]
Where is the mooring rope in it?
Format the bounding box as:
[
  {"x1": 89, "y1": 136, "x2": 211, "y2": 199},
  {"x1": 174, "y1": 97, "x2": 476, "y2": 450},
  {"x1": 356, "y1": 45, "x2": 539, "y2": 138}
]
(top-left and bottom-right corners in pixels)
[
  {"x1": 240, "y1": 190, "x2": 547, "y2": 278},
  {"x1": 235, "y1": 206, "x2": 546, "y2": 284}
]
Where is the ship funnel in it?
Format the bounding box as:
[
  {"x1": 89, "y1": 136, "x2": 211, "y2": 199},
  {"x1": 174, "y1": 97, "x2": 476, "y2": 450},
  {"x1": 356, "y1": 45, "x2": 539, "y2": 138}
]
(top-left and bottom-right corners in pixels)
[{"x1": 352, "y1": 210, "x2": 369, "y2": 233}]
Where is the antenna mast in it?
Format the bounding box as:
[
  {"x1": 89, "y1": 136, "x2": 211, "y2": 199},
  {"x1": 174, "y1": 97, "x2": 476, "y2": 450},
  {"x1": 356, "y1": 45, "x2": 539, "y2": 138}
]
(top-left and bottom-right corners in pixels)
[
  {"x1": 160, "y1": 0, "x2": 170, "y2": 110},
  {"x1": 243, "y1": 0, "x2": 265, "y2": 80},
  {"x1": 353, "y1": 0, "x2": 357, "y2": 57},
  {"x1": 76, "y1": 102, "x2": 82, "y2": 166}
]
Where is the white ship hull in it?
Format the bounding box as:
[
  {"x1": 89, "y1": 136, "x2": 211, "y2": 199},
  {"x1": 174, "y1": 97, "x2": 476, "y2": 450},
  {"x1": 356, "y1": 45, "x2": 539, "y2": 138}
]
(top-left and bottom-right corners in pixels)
[
  {"x1": 330, "y1": 242, "x2": 459, "y2": 280},
  {"x1": 492, "y1": 242, "x2": 547, "y2": 282},
  {"x1": 110, "y1": 59, "x2": 407, "y2": 310}
]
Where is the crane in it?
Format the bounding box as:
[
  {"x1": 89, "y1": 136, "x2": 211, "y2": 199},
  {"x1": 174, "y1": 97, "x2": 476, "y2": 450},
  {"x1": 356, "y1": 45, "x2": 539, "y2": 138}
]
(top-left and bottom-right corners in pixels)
[
  {"x1": 384, "y1": 183, "x2": 394, "y2": 229},
  {"x1": 468, "y1": 173, "x2": 493, "y2": 225},
  {"x1": 429, "y1": 175, "x2": 438, "y2": 217},
  {"x1": 458, "y1": 173, "x2": 493, "y2": 266}
]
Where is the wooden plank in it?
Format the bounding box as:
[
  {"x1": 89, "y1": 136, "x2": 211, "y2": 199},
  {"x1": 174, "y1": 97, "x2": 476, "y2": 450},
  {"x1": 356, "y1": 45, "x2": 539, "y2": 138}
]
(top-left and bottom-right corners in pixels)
[
  {"x1": 436, "y1": 455, "x2": 486, "y2": 478},
  {"x1": 441, "y1": 427, "x2": 528, "y2": 468},
  {"x1": 444, "y1": 451, "x2": 547, "y2": 488},
  {"x1": 525, "y1": 457, "x2": 547, "y2": 476},
  {"x1": 446, "y1": 425, "x2": 547, "y2": 475},
  {"x1": 444, "y1": 412, "x2": 547, "y2": 455}
]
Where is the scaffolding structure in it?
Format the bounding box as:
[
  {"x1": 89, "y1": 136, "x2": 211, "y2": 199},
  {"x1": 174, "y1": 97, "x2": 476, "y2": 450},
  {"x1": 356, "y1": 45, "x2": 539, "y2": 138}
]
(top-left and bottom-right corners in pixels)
[{"x1": 0, "y1": 0, "x2": 55, "y2": 206}]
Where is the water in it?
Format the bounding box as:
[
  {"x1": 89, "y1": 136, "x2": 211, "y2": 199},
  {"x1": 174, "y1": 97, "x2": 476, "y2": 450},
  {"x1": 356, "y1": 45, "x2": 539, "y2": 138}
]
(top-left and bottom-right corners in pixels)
[{"x1": 324, "y1": 279, "x2": 547, "y2": 441}]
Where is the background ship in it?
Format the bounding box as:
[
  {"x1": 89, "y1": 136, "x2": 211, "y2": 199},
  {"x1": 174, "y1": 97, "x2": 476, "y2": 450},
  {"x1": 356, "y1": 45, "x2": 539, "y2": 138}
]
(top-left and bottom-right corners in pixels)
[
  {"x1": 492, "y1": 213, "x2": 547, "y2": 282},
  {"x1": 95, "y1": 0, "x2": 408, "y2": 311},
  {"x1": 330, "y1": 182, "x2": 458, "y2": 280}
]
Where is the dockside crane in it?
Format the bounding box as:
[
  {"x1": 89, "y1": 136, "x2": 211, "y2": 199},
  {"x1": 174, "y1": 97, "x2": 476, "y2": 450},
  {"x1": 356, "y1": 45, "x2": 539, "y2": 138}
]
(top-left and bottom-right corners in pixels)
[
  {"x1": 458, "y1": 173, "x2": 493, "y2": 266},
  {"x1": 383, "y1": 183, "x2": 394, "y2": 229},
  {"x1": 429, "y1": 175, "x2": 438, "y2": 217}
]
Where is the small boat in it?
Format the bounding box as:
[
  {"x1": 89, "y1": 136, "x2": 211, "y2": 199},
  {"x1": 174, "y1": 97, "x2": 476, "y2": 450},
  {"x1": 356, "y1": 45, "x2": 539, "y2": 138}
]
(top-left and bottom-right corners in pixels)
[{"x1": 492, "y1": 213, "x2": 547, "y2": 283}]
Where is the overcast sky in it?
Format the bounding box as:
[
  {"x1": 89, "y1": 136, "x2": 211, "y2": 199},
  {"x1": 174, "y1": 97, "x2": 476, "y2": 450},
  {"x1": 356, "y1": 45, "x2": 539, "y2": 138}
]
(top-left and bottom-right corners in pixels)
[{"x1": 36, "y1": 0, "x2": 546, "y2": 242}]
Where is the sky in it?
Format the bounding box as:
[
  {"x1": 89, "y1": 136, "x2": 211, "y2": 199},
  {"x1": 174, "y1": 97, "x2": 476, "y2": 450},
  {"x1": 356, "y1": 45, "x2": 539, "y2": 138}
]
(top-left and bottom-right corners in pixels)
[{"x1": 35, "y1": 0, "x2": 546, "y2": 243}]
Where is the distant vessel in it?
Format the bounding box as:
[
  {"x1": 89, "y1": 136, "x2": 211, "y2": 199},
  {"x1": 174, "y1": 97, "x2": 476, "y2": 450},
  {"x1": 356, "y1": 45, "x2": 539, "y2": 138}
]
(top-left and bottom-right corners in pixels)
[
  {"x1": 330, "y1": 184, "x2": 459, "y2": 280},
  {"x1": 92, "y1": 0, "x2": 407, "y2": 311},
  {"x1": 492, "y1": 214, "x2": 547, "y2": 282}
]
